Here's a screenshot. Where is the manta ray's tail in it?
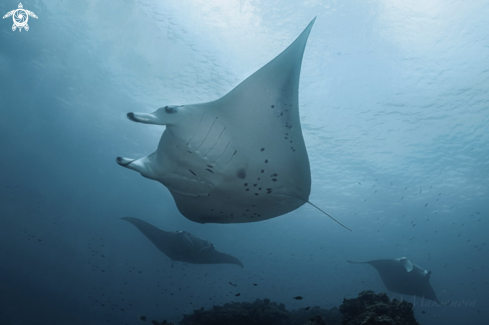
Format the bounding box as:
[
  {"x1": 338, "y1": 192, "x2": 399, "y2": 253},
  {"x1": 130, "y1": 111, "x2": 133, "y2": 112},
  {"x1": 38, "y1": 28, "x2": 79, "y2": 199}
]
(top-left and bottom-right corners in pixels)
[{"x1": 307, "y1": 201, "x2": 352, "y2": 231}]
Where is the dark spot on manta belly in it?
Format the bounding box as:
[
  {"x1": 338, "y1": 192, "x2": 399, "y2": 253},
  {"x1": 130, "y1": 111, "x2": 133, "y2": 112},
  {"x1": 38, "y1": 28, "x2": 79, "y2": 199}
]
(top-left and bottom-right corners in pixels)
[{"x1": 237, "y1": 168, "x2": 246, "y2": 179}]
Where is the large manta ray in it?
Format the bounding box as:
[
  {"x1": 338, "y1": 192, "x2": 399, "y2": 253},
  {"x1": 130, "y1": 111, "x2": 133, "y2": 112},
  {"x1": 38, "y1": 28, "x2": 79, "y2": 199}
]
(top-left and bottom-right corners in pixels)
[
  {"x1": 116, "y1": 19, "x2": 349, "y2": 230},
  {"x1": 121, "y1": 217, "x2": 243, "y2": 267},
  {"x1": 347, "y1": 257, "x2": 442, "y2": 304}
]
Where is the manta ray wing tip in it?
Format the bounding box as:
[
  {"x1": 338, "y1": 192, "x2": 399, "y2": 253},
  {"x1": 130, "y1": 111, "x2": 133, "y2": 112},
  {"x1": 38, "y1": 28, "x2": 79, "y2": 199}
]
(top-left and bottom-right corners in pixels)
[{"x1": 306, "y1": 17, "x2": 316, "y2": 29}]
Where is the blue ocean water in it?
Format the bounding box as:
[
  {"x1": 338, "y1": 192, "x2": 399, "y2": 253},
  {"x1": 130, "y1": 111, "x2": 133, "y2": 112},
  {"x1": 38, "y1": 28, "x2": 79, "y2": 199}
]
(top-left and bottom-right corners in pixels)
[{"x1": 0, "y1": 1, "x2": 488, "y2": 324}]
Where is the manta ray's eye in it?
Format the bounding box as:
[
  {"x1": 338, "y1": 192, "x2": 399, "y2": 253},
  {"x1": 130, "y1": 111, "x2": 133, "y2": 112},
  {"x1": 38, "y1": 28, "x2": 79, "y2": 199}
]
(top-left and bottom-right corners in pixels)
[{"x1": 165, "y1": 106, "x2": 178, "y2": 114}]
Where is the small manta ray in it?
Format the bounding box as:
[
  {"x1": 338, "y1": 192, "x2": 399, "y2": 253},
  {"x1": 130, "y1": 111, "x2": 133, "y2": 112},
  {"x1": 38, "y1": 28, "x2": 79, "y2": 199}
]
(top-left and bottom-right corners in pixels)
[
  {"x1": 121, "y1": 217, "x2": 243, "y2": 267},
  {"x1": 116, "y1": 18, "x2": 350, "y2": 230},
  {"x1": 347, "y1": 257, "x2": 442, "y2": 304}
]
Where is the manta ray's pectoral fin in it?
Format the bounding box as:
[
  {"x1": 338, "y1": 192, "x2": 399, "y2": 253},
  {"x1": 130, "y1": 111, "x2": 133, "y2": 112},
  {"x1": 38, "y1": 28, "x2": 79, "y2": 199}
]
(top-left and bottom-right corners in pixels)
[
  {"x1": 127, "y1": 105, "x2": 183, "y2": 125},
  {"x1": 116, "y1": 153, "x2": 158, "y2": 180}
]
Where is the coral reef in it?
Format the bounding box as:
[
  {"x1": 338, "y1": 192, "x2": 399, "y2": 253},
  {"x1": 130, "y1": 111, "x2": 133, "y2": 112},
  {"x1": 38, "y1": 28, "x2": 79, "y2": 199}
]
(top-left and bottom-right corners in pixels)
[
  {"x1": 178, "y1": 298, "x2": 303, "y2": 325},
  {"x1": 291, "y1": 306, "x2": 342, "y2": 325},
  {"x1": 150, "y1": 321, "x2": 174, "y2": 325},
  {"x1": 340, "y1": 290, "x2": 419, "y2": 325},
  {"x1": 150, "y1": 291, "x2": 419, "y2": 325}
]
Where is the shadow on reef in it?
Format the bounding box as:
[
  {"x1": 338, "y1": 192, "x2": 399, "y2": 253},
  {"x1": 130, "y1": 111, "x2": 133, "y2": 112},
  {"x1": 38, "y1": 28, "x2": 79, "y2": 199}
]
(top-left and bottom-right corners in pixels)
[{"x1": 149, "y1": 291, "x2": 419, "y2": 325}]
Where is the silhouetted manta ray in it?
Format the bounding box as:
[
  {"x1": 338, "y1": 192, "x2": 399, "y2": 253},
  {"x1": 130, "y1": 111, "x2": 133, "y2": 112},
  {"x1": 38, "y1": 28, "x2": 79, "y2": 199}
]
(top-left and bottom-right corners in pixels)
[
  {"x1": 121, "y1": 217, "x2": 243, "y2": 267},
  {"x1": 116, "y1": 18, "x2": 350, "y2": 230},
  {"x1": 347, "y1": 257, "x2": 442, "y2": 303}
]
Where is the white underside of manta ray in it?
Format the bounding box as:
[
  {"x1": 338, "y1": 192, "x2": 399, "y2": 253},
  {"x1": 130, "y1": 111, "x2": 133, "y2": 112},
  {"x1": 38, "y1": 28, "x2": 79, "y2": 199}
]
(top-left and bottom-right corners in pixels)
[{"x1": 117, "y1": 18, "x2": 350, "y2": 230}]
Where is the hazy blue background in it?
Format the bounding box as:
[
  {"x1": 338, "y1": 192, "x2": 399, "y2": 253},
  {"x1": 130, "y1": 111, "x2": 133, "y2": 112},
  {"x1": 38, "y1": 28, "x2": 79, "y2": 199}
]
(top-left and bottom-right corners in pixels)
[{"x1": 1, "y1": 0, "x2": 488, "y2": 324}]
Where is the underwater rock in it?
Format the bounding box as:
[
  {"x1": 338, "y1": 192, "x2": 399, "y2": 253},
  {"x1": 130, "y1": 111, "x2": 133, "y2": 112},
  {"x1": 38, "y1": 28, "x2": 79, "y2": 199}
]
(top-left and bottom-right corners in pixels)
[
  {"x1": 179, "y1": 298, "x2": 290, "y2": 325},
  {"x1": 150, "y1": 320, "x2": 174, "y2": 325},
  {"x1": 303, "y1": 315, "x2": 328, "y2": 325},
  {"x1": 178, "y1": 298, "x2": 342, "y2": 325},
  {"x1": 339, "y1": 290, "x2": 419, "y2": 325},
  {"x1": 291, "y1": 306, "x2": 342, "y2": 325},
  {"x1": 151, "y1": 291, "x2": 419, "y2": 325}
]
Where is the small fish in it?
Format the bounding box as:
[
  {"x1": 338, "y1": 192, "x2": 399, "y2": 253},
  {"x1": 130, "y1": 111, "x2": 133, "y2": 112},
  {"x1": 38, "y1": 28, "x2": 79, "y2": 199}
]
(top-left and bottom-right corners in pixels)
[
  {"x1": 424, "y1": 203, "x2": 428, "y2": 207},
  {"x1": 229, "y1": 282, "x2": 237, "y2": 287},
  {"x1": 140, "y1": 315, "x2": 147, "y2": 321},
  {"x1": 305, "y1": 306, "x2": 311, "y2": 311},
  {"x1": 421, "y1": 310, "x2": 426, "y2": 314},
  {"x1": 253, "y1": 283, "x2": 258, "y2": 286},
  {"x1": 235, "y1": 293, "x2": 241, "y2": 296},
  {"x1": 293, "y1": 296, "x2": 303, "y2": 300}
]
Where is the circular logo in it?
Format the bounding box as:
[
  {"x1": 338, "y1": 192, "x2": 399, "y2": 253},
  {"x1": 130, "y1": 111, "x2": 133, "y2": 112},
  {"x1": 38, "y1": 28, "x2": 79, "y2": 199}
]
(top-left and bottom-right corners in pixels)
[{"x1": 13, "y1": 9, "x2": 28, "y2": 28}]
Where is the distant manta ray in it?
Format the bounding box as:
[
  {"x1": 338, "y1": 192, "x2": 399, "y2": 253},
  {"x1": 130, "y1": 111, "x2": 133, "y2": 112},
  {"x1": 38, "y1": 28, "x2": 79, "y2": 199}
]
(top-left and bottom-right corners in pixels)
[
  {"x1": 116, "y1": 18, "x2": 350, "y2": 230},
  {"x1": 121, "y1": 217, "x2": 243, "y2": 267},
  {"x1": 347, "y1": 257, "x2": 443, "y2": 304}
]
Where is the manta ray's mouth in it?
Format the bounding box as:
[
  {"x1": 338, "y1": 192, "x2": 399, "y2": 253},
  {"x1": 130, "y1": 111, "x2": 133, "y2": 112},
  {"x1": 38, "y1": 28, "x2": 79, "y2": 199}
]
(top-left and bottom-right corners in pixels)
[
  {"x1": 127, "y1": 112, "x2": 138, "y2": 122},
  {"x1": 116, "y1": 157, "x2": 135, "y2": 166}
]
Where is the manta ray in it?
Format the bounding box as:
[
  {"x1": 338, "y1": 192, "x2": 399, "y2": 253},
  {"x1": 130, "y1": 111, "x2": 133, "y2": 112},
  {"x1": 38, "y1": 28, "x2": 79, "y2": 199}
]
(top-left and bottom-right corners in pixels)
[
  {"x1": 121, "y1": 217, "x2": 243, "y2": 267},
  {"x1": 347, "y1": 257, "x2": 442, "y2": 304},
  {"x1": 116, "y1": 19, "x2": 349, "y2": 230}
]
